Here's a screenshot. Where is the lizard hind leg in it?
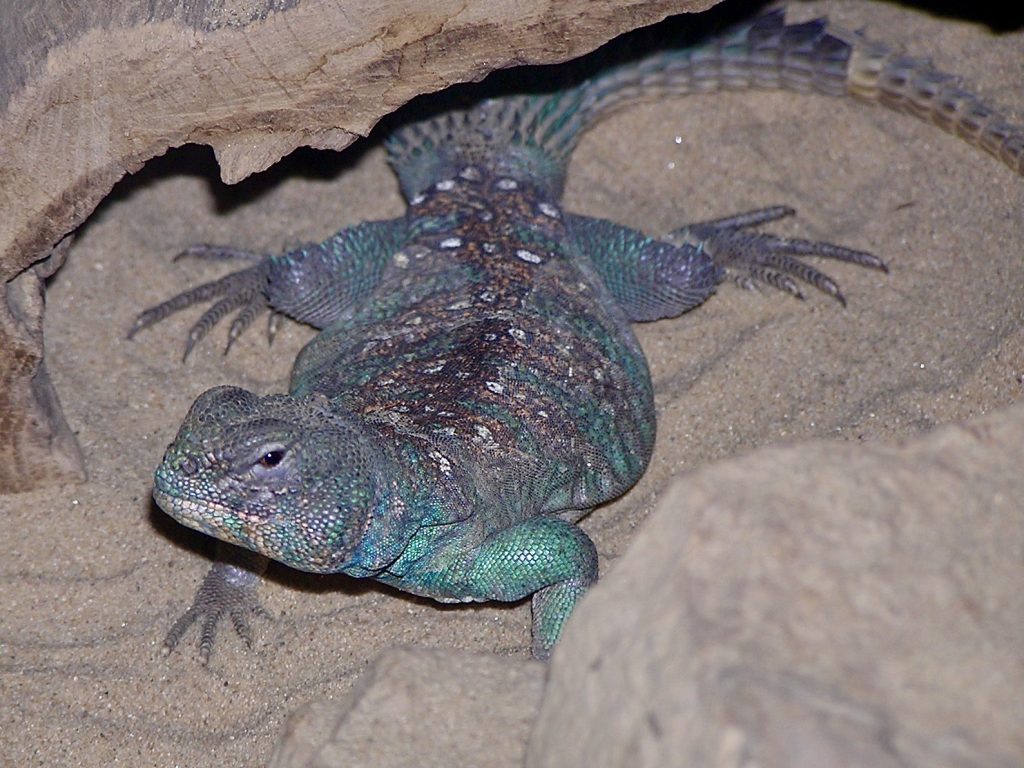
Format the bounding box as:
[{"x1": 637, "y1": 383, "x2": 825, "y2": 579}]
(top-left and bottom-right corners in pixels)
[
  {"x1": 442, "y1": 515, "x2": 598, "y2": 660},
  {"x1": 668, "y1": 206, "x2": 889, "y2": 306},
  {"x1": 531, "y1": 576, "x2": 593, "y2": 661},
  {"x1": 127, "y1": 244, "x2": 274, "y2": 360}
]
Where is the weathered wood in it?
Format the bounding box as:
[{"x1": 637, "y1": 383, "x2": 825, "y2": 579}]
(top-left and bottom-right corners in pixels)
[{"x1": 0, "y1": 0, "x2": 716, "y2": 492}]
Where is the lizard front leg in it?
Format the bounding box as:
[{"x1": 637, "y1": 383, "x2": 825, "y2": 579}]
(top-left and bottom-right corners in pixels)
[{"x1": 163, "y1": 542, "x2": 270, "y2": 663}]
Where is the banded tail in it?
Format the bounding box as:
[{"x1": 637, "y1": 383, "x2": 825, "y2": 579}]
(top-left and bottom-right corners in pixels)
[
  {"x1": 386, "y1": 9, "x2": 1024, "y2": 199},
  {"x1": 577, "y1": 9, "x2": 1024, "y2": 177}
]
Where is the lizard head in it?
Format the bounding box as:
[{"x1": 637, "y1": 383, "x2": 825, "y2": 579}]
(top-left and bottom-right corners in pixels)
[{"x1": 153, "y1": 385, "x2": 383, "y2": 573}]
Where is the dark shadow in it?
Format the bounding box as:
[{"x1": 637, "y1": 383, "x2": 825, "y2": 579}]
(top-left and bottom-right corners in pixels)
[
  {"x1": 95, "y1": 141, "x2": 376, "y2": 219},
  {"x1": 882, "y1": 0, "x2": 1023, "y2": 31},
  {"x1": 378, "y1": 0, "x2": 776, "y2": 135}
]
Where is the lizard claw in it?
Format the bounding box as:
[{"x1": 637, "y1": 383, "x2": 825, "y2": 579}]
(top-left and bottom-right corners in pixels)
[
  {"x1": 163, "y1": 551, "x2": 271, "y2": 664},
  {"x1": 668, "y1": 206, "x2": 888, "y2": 305},
  {"x1": 127, "y1": 245, "x2": 273, "y2": 360}
]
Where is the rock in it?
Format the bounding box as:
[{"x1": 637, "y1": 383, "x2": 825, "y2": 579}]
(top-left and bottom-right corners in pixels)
[
  {"x1": 270, "y1": 646, "x2": 545, "y2": 768},
  {"x1": 529, "y1": 404, "x2": 1024, "y2": 767}
]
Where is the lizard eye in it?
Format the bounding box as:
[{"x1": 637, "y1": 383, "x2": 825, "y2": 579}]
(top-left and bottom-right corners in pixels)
[
  {"x1": 247, "y1": 443, "x2": 292, "y2": 482},
  {"x1": 257, "y1": 448, "x2": 286, "y2": 468}
]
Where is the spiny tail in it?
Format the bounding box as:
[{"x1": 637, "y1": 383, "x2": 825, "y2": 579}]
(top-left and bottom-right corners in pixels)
[
  {"x1": 576, "y1": 8, "x2": 1024, "y2": 176},
  {"x1": 386, "y1": 9, "x2": 1024, "y2": 200}
]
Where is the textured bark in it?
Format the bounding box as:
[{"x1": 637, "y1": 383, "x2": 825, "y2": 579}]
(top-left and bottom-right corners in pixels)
[{"x1": 0, "y1": 0, "x2": 716, "y2": 492}]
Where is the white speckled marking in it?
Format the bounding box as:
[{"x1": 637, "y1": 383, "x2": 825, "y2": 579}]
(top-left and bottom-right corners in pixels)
[
  {"x1": 516, "y1": 249, "x2": 542, "y2": 264},
  {"x1": 427, "y1": 449, "x2": 452, "y2": 474},
  {"x1": 472, "y1": 423, "x2": 498, "y2": 449}
]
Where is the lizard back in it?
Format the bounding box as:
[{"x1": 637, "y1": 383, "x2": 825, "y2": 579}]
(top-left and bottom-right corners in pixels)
[{"x1": 290, "y1": 166, "x2": 655, "y2": 521}]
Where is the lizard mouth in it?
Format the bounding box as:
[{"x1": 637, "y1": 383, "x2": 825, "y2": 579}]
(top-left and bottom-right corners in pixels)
[{"x1": 152, "y1": 485, "x2": 252, "y2": 550}]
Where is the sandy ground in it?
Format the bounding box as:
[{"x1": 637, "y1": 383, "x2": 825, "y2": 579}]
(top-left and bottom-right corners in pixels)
[{"x1": 2, "y1": 1, "x2": 1022, "y2": 765}]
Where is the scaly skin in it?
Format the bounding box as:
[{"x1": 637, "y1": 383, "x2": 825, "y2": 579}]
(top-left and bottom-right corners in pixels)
[{"x1": 133, "y1": 9, "x2": 1023, "y2": 661}]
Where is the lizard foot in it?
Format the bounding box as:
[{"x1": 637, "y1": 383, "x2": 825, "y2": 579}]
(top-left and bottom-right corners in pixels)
[
  {"x1": 127, "y1": 244, "x2": 279, "y2": 360},
  {"x1": 668, "y1": 206, "x2": 888, "y2": 305},
  {"x1": 163, "y1": 548, "x2": 271, "y2": 664}
]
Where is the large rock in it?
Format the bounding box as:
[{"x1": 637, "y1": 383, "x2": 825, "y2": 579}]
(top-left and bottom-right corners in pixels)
[{"x1": 529, "y1": 403, "x2": 1024, "y2": 767}]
